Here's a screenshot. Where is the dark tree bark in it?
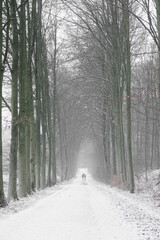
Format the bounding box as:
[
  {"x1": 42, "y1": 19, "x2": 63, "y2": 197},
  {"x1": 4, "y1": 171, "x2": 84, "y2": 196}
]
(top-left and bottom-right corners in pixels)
[
  {"x1": 0, "y1": 0, "x2": 6, "y2": 207},
  {"x1": 8, "y1": 0, "x2": 19, "y2": 201}
]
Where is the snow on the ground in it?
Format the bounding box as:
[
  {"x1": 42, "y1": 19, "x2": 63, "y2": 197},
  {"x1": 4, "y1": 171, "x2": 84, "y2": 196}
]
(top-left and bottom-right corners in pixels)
[
  {"x1": 135, "y1": 169, "x2": 160, "y2": 205},
  {"x1": 0, "y1": 169, "x2": 160, "y2": 240}
]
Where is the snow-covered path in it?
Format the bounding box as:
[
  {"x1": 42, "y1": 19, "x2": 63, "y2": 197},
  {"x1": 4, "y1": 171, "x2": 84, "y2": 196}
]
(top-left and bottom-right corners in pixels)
[{"x1": 0, "y1": 171, "x2": 159, "y2": 240}]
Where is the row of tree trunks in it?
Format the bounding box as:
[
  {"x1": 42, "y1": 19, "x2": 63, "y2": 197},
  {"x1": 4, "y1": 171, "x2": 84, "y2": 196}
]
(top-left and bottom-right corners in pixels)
[
  {"x1": 62, "y1": 0, "x2": 135, "y2": 191},
  {"x1": 7, "y1": 0, "x2": 59, "y2": 202}
]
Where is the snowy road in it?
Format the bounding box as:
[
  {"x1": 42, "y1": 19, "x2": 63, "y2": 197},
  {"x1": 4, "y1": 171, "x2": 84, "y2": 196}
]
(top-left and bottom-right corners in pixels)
[{"x1": 0, "y1": 170, "x2": 159, "y2": 240}]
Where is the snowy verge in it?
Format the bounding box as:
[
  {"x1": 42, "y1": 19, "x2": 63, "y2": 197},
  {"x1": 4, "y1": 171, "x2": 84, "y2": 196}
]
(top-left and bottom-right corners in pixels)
[
  {"x1": 0, "y1": 179, "x2": 74, "y2": 219},
  {"x1": 134, "y1": 169, "x2": 160, "y2": 206},
  {"x1": 94, "y1": 179, "x2": 160, "y2": 240}
]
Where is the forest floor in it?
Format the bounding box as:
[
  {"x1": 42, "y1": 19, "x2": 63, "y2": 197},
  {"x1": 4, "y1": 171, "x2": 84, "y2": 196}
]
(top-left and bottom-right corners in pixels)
[{"x1": 0, "y1": 169, "x2": 160, "y2": 240}]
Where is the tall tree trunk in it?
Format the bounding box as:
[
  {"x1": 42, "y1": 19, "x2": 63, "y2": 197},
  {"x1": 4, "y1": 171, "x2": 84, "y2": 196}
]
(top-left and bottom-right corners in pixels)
[
  {"x1": 155, "y1": 99, "x2": 160, "y2": 168},
  {"x1": 41, "y1": 67, "x2": 47, "y2": 188},
  {"x1": 110, "y1": 0, "x2": 126, "y2": 183},
  {"x1": 35, "y1": 46, "x2": 41, "y2": 189},
  {"x1": 30, "y1": 121, "x2": 36, "y2": 191},
  {"x1": 64, "y1": 112, "x2": 68, "y2": 180},
  {"x1": 0, "y1": 0, "x2": 6, "y2": 206},
  {"x1": 111, "y1": 120, "x2": 117, "y2": 175},
  {"x1": 155, "y1": 0, "x2": 160, "y2": 169},
  {"x1": 102, "y1": 96, "x2": 109, "y2": 179},
  {"x1": 8, "y1": 0, "x2": 19, "y2": 201},
  {"x1": 28, "y1": 0, "x2": 36, "y2": 192},
  {"x1": 25, "y1": 0, "x2": 38, "y2": 195},
  {"x1": 35, "y1": 0, "x2": 43, "y2": 189},
  {"x1": 42, "y1": 41, "x2": 52, "y2": 187},
  {"x1": 18, "y1": 0, "x2": 27, "y2": 198},
  {"x1": 122, "y1": 0, "x2": 134, "y2": 193},
  {"x1": 52, "y1": 15, "x2": 57, "y2": 185},
  {"x1": 25, "y1": 62, "x2": 31, "y2": 194},
  {"x1": 57, "y1": 102, "x2": 63, "y2": 181},
  {"x1": 150, "y1": 98, "x2": 155, "y2": 170},
  {"x1": 144, "y1": 84, "x2": 150, "y2": 180}
]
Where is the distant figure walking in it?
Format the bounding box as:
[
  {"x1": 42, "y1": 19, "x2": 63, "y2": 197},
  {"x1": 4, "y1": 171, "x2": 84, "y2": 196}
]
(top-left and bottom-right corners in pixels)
[{"x1": 82, "y1": 173, "x2": 86, "y2": 181}]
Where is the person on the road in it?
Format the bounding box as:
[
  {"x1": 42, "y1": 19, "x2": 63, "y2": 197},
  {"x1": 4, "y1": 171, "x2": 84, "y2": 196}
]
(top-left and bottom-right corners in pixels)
[{"x1": 82, "y1": 173, "x2": 86, "y2": 180}]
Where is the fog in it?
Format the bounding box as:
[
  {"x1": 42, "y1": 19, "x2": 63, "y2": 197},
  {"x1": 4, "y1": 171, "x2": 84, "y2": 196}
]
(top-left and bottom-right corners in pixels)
[{"x1": 77, "y1": 139, "x2": 95, "y2": 173}]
